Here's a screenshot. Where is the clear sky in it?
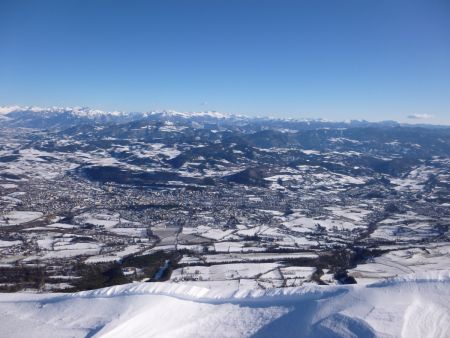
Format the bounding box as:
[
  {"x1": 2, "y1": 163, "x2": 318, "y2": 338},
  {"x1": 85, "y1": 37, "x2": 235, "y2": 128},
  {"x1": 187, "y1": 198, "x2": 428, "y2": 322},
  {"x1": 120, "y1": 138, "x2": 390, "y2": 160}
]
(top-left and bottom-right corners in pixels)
[{"x1": 1, "y1": 0, "x2": 449, "y2": 124}]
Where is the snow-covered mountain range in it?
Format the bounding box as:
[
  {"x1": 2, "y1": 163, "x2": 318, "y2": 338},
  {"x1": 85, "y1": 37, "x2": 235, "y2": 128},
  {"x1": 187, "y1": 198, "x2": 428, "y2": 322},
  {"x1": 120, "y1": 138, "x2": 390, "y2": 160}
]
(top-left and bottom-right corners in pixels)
[{"x1": 0, "y1": 105, "x2": 399, "y2": 130}]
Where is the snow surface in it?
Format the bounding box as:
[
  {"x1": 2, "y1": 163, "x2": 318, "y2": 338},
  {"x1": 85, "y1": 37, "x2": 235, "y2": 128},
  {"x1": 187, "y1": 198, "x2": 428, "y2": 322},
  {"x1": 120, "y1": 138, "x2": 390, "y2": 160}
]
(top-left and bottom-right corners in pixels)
[
  {"x1": 0, "y1": 211, "x2": 43, "y2": 226},
  {"x1": 0, "y1": 271, "x2": 449, "y2": 338}
]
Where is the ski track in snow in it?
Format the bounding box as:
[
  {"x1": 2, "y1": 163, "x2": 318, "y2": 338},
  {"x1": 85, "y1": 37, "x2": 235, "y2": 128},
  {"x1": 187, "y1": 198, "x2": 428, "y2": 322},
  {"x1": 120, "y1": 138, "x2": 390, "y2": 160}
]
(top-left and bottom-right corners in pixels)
[{"x1": 0, "y1": 271, "x2": 449, "y2": 338}]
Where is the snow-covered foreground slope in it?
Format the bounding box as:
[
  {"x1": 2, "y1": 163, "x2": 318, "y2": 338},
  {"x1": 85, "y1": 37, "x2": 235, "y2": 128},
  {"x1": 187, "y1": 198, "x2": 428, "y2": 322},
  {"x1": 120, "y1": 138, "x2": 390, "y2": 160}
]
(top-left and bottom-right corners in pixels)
[{"x1": 1, "y1": 272, "x2": 449, "y2": 338}]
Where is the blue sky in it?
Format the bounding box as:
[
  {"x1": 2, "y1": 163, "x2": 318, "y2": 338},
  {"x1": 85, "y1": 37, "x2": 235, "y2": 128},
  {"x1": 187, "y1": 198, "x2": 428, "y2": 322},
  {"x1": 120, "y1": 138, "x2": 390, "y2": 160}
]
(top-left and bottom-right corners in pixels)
[{"x1": 1, "y1": 0, "x2": 449, "y2": 124}]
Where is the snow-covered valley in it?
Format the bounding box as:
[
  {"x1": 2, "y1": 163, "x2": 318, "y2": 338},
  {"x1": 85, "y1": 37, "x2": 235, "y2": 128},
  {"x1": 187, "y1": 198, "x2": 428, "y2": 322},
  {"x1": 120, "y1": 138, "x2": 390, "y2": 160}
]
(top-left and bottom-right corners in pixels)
[{"x1": 1, "y1": 111, "x2": 449, "y2": 337}]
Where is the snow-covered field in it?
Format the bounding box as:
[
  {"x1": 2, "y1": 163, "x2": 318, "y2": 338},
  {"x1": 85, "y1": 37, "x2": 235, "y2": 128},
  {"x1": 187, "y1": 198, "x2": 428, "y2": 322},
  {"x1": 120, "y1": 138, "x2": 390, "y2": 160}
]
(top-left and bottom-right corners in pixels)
[
  {"x1": 0, "y1": 271, "x2": 448, "y2": 338},
  {"x1": 0, "y1": 211, "x2": 43, "y2": 226}
]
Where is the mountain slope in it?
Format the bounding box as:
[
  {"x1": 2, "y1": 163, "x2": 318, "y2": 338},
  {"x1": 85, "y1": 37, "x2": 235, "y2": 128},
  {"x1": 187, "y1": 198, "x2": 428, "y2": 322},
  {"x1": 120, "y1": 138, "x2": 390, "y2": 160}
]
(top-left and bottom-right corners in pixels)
[{"x1": 0, "y1": 271, "x2": 448, "y2": 338}]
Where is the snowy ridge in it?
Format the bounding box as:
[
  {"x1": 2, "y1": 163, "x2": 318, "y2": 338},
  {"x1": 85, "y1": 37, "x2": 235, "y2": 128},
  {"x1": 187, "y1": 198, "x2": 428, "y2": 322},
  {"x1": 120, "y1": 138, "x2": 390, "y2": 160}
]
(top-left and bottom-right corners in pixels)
[
  {"x1": 73, "y1": 280, "x2": 339, "y2": 302},
  {"x1": 366, "y1": 270, "x2": 450, "y2": 287},
  {"x1": 1, "y1": 271, "x2": 449, "y2": 337},
  {"x1": 73, "y1": 270, "x2": 450, "y2": 301}
]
